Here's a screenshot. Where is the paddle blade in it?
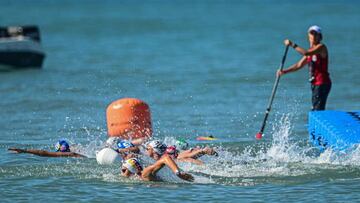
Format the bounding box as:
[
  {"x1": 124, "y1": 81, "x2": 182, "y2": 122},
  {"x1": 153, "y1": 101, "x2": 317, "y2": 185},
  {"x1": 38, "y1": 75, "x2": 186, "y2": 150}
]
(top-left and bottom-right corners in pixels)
[{"x1": 255, "y1": 132, "x2": 263, "y2": 140}]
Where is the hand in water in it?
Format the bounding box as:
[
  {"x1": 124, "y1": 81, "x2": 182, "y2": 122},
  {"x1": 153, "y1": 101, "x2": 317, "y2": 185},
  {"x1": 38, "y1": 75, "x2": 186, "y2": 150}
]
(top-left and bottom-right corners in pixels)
[{"x1": 178, "y1": 172, "x2": 194, "y2": 182}]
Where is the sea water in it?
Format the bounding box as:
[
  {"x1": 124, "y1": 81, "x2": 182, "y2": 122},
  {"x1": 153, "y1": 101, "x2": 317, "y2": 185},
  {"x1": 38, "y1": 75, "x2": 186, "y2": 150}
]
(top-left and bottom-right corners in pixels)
[{"x1": 0, "y1": 0, "x2": 359, "y2": 202}]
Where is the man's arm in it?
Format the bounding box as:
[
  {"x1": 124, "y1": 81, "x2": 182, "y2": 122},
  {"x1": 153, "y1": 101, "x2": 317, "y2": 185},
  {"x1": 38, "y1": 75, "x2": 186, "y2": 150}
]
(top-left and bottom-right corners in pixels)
[{"x1": 8, "y1": 148, "x2": 85, "y2": 158}]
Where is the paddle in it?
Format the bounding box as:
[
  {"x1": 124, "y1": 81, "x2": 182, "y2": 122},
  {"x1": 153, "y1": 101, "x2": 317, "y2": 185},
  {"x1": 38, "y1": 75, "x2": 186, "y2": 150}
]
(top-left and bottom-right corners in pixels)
[{"x1": 256, "y1": 45, "x2": 290, "y2": 140}]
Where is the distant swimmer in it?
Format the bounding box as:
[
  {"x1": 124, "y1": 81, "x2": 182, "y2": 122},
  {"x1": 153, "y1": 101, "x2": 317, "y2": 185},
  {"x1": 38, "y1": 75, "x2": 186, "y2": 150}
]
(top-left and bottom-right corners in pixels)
[
  {"x1": 8, "y1": 139, "x2": 85, "y2": 158},
  {"x1": 121, "y1": 157, "x2": 194, "y2": 182},
  {"x1": 278, "y1": 25, "x2": 331, "y2": 111},
  {"x1": 146, "y1": 139, "x2": 218, "y2": 165}
]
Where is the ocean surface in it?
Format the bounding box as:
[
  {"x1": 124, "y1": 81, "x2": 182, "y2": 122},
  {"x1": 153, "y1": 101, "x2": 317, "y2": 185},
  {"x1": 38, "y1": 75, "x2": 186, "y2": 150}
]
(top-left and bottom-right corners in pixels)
[{"x1": 0, "y1": 0, "x2": 359, "y2": 202}]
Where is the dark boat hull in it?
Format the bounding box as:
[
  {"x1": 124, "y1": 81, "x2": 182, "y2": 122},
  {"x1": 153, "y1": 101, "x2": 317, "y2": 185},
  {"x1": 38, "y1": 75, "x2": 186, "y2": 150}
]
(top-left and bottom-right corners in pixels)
[
  {"x1": 0, "y1": 51, "x2": 45, "y2": 68},
  {"x1": 0, "y1": 38, "x2": 45, "y2": 68},
  {"x1": 0, "y1": 25, "x2": 45, "y2": 69}
]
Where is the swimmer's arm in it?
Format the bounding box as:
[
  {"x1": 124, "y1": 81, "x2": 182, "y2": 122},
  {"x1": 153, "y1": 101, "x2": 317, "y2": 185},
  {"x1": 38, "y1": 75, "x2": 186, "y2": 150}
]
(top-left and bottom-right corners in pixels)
[
  {"x1": 117, "y1": 146, "x2": 140, "y2": 154},
  {"x1": 177, "y1": 157, "x2": 204, "y2": 165},
  {"x1": 178, "y1": 148, "x2": 205, "y2": 159},
  {"x1": 141, "y1": 164, "x2": 157, "y2": 181},
  {"x1": 131, "y1": 137, "x2": 148, "y2": 146},
  {"x1": 161, "y1": 155, "x2": 194, "y2": 182},
  {"x1": 142, "y1": 155, "x2": 172, "y2": 177},
  {"x1": 8, "y1": 148, "x2": 85, "y2": 158},
  {"x1": 141, "y1": 155, "x2": 194, "y2": 182}
]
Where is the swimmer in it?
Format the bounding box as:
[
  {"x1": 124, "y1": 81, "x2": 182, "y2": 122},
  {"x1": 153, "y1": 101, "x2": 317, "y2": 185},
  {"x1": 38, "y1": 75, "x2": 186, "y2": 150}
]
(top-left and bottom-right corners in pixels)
[
  {"x1": 175, "y1": 138, "x2": 189, "y2": 150},
  {"x1": 121, "y1": 157, "x2": 194, "y2": 182},
  {"x1": 144, "y1": 140, "x2": 168, "y2": 160},
  {"x1": 166, "y1": 144, "x2": 218, "y2": 165},
  {"x1": 146, "y1": 139, "x2": 218, "y2": 165},
  {"x1": 97, "y1": 137, "x2": 149, "y2": 165},
  {"x1": 104, "y1": 137, "x2": 144, "y2": 159},
  {"x1": 8, "y1": 139, "x2": 85, "y2": 158}
]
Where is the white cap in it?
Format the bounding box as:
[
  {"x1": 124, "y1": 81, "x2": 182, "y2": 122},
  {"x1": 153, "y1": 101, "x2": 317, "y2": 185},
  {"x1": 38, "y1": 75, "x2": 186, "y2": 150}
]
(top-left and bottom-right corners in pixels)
[
  {"x1": 96, "y1": 148, "x2": 121, "y2": 165},
  {"x1": 122, "y1": 158, "x2": 143, "y2": 174},
  {"x1": 308, "y1": 25, "x2": 322, "y2": 34},
  {"x1": 147, "y1": 140, "x2": 167, "y2": 155}
]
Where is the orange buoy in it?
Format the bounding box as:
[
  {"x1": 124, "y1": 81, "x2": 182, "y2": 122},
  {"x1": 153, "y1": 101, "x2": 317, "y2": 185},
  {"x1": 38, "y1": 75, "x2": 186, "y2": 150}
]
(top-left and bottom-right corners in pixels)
[{"x1": 106, "y1": 98, "x2": 152, "y2": 139}]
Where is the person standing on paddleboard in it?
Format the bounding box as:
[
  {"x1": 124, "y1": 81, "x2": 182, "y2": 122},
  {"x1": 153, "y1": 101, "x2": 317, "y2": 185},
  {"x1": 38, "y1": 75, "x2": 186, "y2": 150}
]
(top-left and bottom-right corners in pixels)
[{"x1": 277, "y1": 25, "x2": 331, "y2": 110}]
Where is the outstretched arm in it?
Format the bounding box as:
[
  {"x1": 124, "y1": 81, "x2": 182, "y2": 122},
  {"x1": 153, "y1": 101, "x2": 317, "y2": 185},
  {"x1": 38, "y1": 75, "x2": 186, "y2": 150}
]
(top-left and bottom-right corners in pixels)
[
  {"x1": 178, "y1": 147, "x2": 217, "y2": 160},
  {"x1": 177, "y1": 157, "x2": 204, "y2": 165},
  {"x1": 8, "y1": 148, "x2": 85, "y2": 158}
]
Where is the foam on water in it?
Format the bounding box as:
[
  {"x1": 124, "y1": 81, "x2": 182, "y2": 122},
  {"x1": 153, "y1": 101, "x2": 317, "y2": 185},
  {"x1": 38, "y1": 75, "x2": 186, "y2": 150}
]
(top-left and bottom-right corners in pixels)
[{"x1": 173, "y1": 113, "x2": 360, "y2": 185}]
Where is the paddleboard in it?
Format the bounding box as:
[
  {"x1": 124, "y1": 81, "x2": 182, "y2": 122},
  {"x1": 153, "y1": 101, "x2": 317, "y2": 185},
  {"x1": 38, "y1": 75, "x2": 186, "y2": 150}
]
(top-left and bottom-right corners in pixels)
[{"x1": 196, "y1": 136, "x2": 217, "y2": 141}]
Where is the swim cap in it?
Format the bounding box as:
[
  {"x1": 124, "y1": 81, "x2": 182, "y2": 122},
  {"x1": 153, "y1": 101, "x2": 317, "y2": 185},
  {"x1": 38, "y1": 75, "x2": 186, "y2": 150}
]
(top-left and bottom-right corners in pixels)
[
  {"x1": 96, "y1": 148, "x2": 121, "y2": 165},
  {"x1": 175, "y1": 138, "x2": 189, "y2": 150},
  {"x1": 117, "y1": 140, "x2": 135, "y2": 149},
  {"x1": 165, "y1": 145, "x2": 178, "y2": 158},
  {"x1": 55, "y1": 140, "x2": 70, "y2": 152},
  {"x1": 147, "y1": 140, "x2": 167, "y2": 155},
  {"x1": 122, "y1": 158, "x2": 143, "y2": 174},
  {"x1": 308, "y1": 25, "x2": 322, "y2": 34}
]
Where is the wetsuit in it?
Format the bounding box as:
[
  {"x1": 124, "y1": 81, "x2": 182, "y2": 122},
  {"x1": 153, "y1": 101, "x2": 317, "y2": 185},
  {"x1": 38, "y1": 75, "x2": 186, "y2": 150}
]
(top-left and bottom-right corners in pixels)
[{"x1": 307, "y1": 53, "x2": 331, "y2": 110}]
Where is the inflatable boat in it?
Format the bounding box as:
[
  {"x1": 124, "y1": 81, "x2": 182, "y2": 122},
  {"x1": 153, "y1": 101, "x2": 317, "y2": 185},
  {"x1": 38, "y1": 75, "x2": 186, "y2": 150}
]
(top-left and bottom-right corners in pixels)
[{"x1": 0, "y1": 25, "x2": 45, "y2": 68}]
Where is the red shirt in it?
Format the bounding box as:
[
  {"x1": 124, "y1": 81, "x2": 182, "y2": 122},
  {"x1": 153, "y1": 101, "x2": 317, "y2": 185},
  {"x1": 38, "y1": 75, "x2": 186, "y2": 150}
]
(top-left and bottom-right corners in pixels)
[{"x1": 307, "y1": 54, "x2": 331, "y2": 85}]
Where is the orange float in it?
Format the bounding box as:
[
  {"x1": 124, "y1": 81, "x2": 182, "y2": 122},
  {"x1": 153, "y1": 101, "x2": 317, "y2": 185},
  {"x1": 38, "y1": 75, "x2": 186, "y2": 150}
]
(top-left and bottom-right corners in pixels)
[{"x1": 106, "y1": 98, "x2": 152, "y2": 139}]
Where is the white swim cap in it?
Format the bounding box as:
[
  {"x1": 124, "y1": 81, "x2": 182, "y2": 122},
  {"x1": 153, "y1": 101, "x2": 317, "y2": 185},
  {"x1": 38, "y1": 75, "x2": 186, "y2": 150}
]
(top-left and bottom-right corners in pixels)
[
  {"x1": 96, "y1": 148, "x2": 121, "y2": 165},
  {"x1": 308, "y1": 25, "x2": 322, "y2": 34},
  {"x1": 122, "y1": 158, "x2": 143, "y2": 174},
  {"x1": 147, "y1": 140, "x2": 167, "y2": 155}
]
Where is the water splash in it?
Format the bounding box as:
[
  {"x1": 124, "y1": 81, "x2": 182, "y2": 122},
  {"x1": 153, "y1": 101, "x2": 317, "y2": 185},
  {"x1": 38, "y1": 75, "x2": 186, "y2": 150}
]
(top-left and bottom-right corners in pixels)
[
  {"x1": 176, "y1": 113, "x2": 360, "y2": 185},
  {"x1": 3, "y1": 113, "x2": 360, "y2": 186}
]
